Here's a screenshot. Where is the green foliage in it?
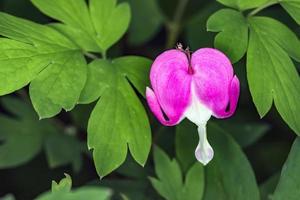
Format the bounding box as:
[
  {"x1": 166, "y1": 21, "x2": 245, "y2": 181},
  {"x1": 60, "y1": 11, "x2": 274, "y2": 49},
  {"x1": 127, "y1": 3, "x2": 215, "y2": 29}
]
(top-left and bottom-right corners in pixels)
[
  {"x1": 0, "y1": 97, "x2": 84, "y2": 170},
  {"x1": 51, "y1": 174, "x2": 72, "y2": 193},
  {"x1": 272, "y1": 137, "x2": 300, "y2": 200},
  {"x1": 217, "y1": 114, "x2": 270, "y2": 148},
  {"x1": 208, "y1": 3, "x2": 300, "y2": 135},
  {"x1": 1, "y1": 0, "x2": 300, "y2": 199},
  {"x1": 79, "y1": 57, "x2": 151, "y2": 177},
  {"x1": 260, "y1": 173, "x2": 280, "y2": 200},
  {"x1": 150, "y1": 147, "x2": 204, "y2": 200},
  {"x1": 0, "y1": 97, "x2": 43, "y2": 168},
  {"x1": 175, "y1": 120, "x2": 260, "y2": 200},
  {"x1": 44, "y1": 132, "x2": 84, "y2": 172},
  {"x1": 280, "y1": 0, "x2": 300, "y2": 25},
  {"x1": 247, "y1": 16, "x2": 300, "y2": 135},
  {"x1": 217, "y1": 0, "x2": 269, "y2": 10},
  {"x1": 36, "y1": 174, "x2": 112, "y2": 200},
  {"x1": 127, "y1": 0, "x2": 163, "y2": 45},
  {"x1": 204, "y1": 124, "x2": 260, "y2": 200},
  {"x1": 0, "y1": 12, "x2": 87, "y2": 118},
  {"x1": 0, "y1": 0, "x2": 151, "y2": 178},
  {"x1": 207, "y1": 9, "x2": 248, "y2": 63},
  {"x1": 175, "y1": 120, "x2": 198, "y2": 173},
  {"x1": 0, "y1": 194, "x2": 15, "y2": 200},
  {"x1": 31, "y1": 0, "x2": 130, "y2": 54}
]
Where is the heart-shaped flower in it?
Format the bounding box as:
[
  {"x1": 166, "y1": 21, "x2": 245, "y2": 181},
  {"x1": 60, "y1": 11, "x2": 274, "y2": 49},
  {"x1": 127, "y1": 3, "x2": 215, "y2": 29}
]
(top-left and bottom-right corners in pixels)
[{"x1": 146, "y1": 46, "x2": 240, "y2": 165}]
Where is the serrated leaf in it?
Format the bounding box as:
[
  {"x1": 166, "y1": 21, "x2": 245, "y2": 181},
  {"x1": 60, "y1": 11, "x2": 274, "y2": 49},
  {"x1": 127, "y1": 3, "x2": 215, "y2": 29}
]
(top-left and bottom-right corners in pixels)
[
  {"x1": 175, "y1": 121, "x2": 260, "y2": 200},
  {"x1": 127, "y1": 0, "x2": 163, "y2": 46},
  {"x1": 44, "y1": 133, "x2": 84, "y2": 172},
  {"x1": 217, "y1": 0, "x2": 269, "y2": 10},
  {"x1": 0, "y1": 97, "x2": 44, "y2": 168},
  {"x1": 0, "y1": 97, "x2": 84, "y2": 170},
  {"x1": 37, "y1": 175, "x2": 111, "y2": 200},
  {"x1": 30, "y1": 0, "x2": 97, "y2": 51},
  {"x1": 80, "y1": 57, "x2": 151, "y2": 177},
  {"x1": 150, "y1": 147, "x2": 183, "y2": 200},
  {"x1": 280, "y1": 0, "x2": 300, "y2": 25},
  {"x1": 52, "y1": 174, "x2": 72, "y2": 193},
  {"x1": 181, "y1": 163, "x2": 204, "y2": 200},
  {"x1": 273, "y1": 137, "x2": 300, "y2": 200},
  {"x1": 247, "y1": 16, "x2": 300, "y2": 134},
  {"x1": 90, "y1": 0, "x2": 131, "y2": 52},
  {"x1": 0, "y1": 12, "x2": 87, "y2": 118},
  {"x1": 32, "y1": 0, "x2": 130, "y2": 53},
  {"x1": 207, "y1": 9, "x2": 248, "y2": 63},
  {"x1": 150, "y1": 147, "x2": 204, "y2": 200}
]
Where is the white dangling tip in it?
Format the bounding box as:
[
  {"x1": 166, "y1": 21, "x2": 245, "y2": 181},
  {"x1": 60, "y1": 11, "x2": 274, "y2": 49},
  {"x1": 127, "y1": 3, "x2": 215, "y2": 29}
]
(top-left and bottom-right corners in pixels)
[{"x1": 195, "y1": 124, "x2": 214, "y2": 165}]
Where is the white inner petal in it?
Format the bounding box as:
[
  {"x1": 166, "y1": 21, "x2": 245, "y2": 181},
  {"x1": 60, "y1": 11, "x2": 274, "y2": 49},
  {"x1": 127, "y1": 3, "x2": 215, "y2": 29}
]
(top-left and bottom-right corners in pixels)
[{"x1": 184, "y1": 82, "x2": 214, "y2": 165}]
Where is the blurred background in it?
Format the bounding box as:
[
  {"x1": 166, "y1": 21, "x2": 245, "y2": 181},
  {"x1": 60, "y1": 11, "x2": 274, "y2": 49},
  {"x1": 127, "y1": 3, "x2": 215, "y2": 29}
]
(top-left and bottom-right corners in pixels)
[{"x1": 0, "y1": 0, "x2": 299, "y2": 199}]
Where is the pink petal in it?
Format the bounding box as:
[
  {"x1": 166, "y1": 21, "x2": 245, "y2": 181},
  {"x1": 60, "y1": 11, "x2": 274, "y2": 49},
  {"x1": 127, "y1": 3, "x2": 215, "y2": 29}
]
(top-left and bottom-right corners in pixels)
[
  {"x1": 191, "y1": 48, "x2": 240, "y2": 118},
  {"x1": 147, "y1": 50, "x2": 192, "y2": 126}
]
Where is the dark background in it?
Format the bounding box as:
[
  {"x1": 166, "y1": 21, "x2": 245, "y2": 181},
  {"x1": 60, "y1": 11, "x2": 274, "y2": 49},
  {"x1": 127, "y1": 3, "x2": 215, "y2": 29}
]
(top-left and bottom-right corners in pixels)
[{"x1": 0, "y1": 0, "x2": 299, "y2": 199}]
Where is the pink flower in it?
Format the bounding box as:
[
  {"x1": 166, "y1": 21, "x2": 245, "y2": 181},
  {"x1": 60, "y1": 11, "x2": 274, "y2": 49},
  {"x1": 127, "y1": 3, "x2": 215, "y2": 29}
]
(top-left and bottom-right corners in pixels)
[{"x1": 146, "y1": 47, "x2": 240, "y2": 165}]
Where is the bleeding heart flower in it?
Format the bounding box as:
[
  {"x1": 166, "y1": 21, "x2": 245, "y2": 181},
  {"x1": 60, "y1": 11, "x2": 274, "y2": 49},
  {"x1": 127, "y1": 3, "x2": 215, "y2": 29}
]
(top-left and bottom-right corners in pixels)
[{"x1": 146, "y1": 45, "x2": 240, "y2": 165}]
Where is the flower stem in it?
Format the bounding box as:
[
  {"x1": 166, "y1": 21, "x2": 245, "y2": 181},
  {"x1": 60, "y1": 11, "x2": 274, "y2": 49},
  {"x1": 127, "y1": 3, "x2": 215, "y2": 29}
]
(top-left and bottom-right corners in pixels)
[
  {"x1": 84, "y1": 52, "x2": 99, "y2": 60},
  {"x1": 165, "y1": 0, "x2": 189, "y2": 48},
  {"x1": 101, "y1": 50, "x2": 107, "y2": 59},
  {"x1": 247, "y1": 0, "x2": 278, "y2": 17}
]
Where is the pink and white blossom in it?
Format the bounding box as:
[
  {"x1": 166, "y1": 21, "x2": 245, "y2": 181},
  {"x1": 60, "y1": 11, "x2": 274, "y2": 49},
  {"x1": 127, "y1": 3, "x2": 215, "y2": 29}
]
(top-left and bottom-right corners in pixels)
[{"x1": 146, "y1": 47, "x2": 240, "y2": 165}]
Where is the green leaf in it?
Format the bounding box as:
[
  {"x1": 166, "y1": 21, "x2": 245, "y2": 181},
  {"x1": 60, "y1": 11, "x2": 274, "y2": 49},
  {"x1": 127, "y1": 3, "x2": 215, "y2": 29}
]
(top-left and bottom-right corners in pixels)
[
  {"x1": 32, "y1": 0, "x2": 131, "y2": 53},
  {"x1": 247, "y1": 16, "x2": 300, "y2": 134},
  {"x1": 80, "y1": 57, "x2": 151, "y2": 177},
  {"x1": 89, "y1": 0, "x2": 131, "y2": 52},
  {"x1": 98, "y1": 179, "x2": 152, "y2": 200},
  {"x1": 217, "y1": 119, "x2": 270, "y2": 148},
  {"x1": 175, "y1": 121, "x2": 260, "y2": 200},
  {"x1": 29, "y1": 50, "x2": 87, "y2": 118},
  {"x1": 273, "y1": 137, "x2": 300, "y2": 200},
  {"x1": 181, "y1": 163, "x2": 205, "y2": 200},
  {"x1": 0, "y1": 194, "x2": 15, "y2": 200},
  {"x1": 127, "y1": 0, "x2": 163, "y2": 46},
  {"x1": 0, "y1": 97, "x2": 44, "y2": 168},
  {"x1": 204, "y1": 123, "x2": 260, "y2": 200},
  {"x1": 0, "y1": 12, "x2": 87, "y2": 118},
  {"x1": 175, "y1": 119, "x2": 198, "y2": 173},
  {"x1": 207, "y1": 9, "x2": 248, "y2": 63},
  {"x1": 0, "y1": 97, "x2": 84, "y2": 170},
  {"x1": 52, "y1": 174, "x2": 72, "y2": 193},
  {"x1": 44, "y1": 132, "x2": 84, "y2": 172},
  {"x1": 217, "y1": 0, "x2": 269, "y2": 10},
  {"x1": 36, "y1": 174, "x2": 112, "y2": 200},
  {"x1": 150, "y1": 147, "x2": 183, "y2": 200},
  {"x1": 249, "y1": 16, "x2": 300, "y2": 62},
  {"x1": 31, "y1": 0, "x2": 98, "y2": 52},
  {"x1": 150, "y1": 147, "x2": 204, "y2": 200},
  {"x1": 260, "y1": 173, "x2": 280, "y2": 200},
  {"x1": 50, "y1": 23, "x2": 99, "y2": 52},
  {"x1": 280, "y1": 0, "x2": 300, "y2": 25}
]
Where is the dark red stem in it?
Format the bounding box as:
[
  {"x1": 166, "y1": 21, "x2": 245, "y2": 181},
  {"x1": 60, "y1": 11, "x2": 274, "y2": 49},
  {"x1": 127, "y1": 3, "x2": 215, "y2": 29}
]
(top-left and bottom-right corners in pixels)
[{"x1": 176, "y1": 43, "x2": 194, "y2": 74}]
